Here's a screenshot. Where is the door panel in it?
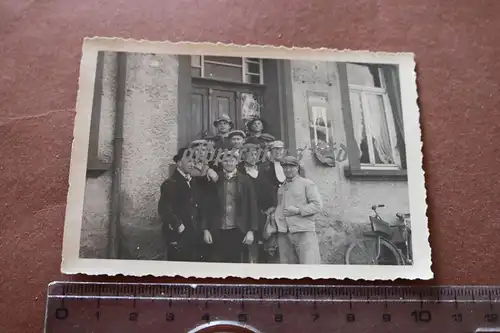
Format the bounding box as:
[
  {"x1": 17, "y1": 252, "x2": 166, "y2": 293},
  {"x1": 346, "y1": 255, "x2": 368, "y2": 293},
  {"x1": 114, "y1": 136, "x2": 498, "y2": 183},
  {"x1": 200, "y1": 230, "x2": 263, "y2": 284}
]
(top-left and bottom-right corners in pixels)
[
  {"x1": 210, "y1": 89, "x2": 237, "y2": 134},
  {"x1": 190, "y1": 87, "x2": 209, "y2": 141},
  {"x1": 191, "y1": 82, "x2": 264, "y2": 143}
]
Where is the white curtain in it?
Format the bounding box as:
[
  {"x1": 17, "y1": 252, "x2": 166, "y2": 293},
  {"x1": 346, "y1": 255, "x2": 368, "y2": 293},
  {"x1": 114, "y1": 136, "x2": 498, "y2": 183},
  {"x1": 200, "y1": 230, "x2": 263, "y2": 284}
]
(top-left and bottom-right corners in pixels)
[
  {"x1": 348, "y1": 91, "x2": 365, "y2": 158},
  {"x1": 366, "y1": 94, "x2": 394, "y2": 164}
]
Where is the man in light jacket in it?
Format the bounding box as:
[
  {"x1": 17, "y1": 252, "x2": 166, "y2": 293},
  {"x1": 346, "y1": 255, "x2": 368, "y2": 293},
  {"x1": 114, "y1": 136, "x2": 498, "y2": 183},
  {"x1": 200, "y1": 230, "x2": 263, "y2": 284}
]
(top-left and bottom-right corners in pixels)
[{"x1": 274, "y1": 156, "x2": 323, "y2": 264}]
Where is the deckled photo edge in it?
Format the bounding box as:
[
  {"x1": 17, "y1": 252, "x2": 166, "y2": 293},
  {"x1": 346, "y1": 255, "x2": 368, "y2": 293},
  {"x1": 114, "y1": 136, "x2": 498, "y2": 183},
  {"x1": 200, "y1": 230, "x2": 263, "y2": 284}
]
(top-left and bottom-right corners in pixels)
[
  {"x1": 82, "y1": 36, "x2": 415, "y2": 63},
  {"x1": 61, "y1": 42, "x2": 98, "y2": 271},
  {"x1": 399, "y1": 55, "x2": 433, "y2": 280},
  {"x1": 62, "y1": 37, "x2": 431, "y2": 280}
]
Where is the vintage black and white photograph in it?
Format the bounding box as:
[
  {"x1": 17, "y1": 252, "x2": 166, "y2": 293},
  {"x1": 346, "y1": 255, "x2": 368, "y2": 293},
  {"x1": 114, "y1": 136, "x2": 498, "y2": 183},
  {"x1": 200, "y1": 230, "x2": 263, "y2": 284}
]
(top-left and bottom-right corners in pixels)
[{"x1": 61, "y1": 38, "x2": 431, "y2": 279}]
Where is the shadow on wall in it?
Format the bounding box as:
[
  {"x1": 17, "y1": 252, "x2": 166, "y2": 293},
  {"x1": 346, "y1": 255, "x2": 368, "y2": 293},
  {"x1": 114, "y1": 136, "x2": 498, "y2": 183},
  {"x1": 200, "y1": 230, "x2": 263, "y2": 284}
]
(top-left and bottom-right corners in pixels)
[
  {"x1": 79, "y1": 189, "x2": 167, "y2": 261},
  {"x1": 316, "y1": 218, "x2": 370, "y2": 265}
]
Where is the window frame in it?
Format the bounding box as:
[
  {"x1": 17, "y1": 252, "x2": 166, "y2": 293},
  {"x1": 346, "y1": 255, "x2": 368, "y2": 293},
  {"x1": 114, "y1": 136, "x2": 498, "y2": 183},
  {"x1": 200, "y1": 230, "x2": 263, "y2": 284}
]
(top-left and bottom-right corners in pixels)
[
  {"x1": 191, "y1": 55, "x2": 264, "y2": 84},
  {"x1": 338, "y1": 62, "x2": 407, "y2": 181},
  {"x1": 348, "y1": 86, "x2": 400, "y2": 171}
]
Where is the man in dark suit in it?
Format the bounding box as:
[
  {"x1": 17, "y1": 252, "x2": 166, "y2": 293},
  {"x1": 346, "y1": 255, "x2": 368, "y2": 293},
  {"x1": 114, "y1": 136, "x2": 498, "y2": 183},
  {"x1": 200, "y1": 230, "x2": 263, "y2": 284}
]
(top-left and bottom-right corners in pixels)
[
  {"x1": 202, "y1": 150, "x2": 259, "y2": 263},
  {"x1": 158, "y1": 148, "x2": 204, "y2": 262},
  {"x1": 260, "y1": 140, "x2": 287, "y2": 208},
  {"x1": 238, "y1": 143, "x2": 278, "y2": 263}
]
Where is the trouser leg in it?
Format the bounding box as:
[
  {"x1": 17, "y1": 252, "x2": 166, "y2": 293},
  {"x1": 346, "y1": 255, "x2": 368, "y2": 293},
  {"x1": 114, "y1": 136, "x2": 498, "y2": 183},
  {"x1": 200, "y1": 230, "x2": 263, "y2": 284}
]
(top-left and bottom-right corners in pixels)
[
  {"x1": 276, "y1": 232, "x2": 299, "y2": 264},
  {"x1": 213, "y1": 228, "x2": 245, "y2": 263},
  {"x1": 173, "y1": 230, "x2": 199, "y2": 261},
  {"x1": 293, "y1": 231, "x2": 321, "y2": 265},
  {"x1": 246, "y1": 243, "x2": 260, "y2": 263}
]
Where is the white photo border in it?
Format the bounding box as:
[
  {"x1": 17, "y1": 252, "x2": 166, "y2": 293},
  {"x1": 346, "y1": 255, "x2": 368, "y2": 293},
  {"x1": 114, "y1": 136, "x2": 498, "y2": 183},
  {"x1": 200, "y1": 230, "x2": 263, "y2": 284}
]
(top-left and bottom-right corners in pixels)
[{"x1": 61, "y1": 37, "x2": 432, "y2": 280}]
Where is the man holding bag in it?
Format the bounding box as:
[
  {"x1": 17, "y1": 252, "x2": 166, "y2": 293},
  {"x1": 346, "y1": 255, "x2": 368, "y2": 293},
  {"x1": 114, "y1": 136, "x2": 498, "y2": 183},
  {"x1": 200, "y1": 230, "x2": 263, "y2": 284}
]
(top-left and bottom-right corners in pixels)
[{"x1": 273, "y1": 156, "x2": 323, "y2": 265}]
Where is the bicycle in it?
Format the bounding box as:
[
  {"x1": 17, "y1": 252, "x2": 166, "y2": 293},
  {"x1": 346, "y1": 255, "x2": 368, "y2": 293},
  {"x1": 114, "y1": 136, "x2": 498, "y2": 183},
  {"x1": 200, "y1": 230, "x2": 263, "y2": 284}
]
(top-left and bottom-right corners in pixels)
[{"x1": 344, "y1": 204, "x2": 413, "y2": 265}]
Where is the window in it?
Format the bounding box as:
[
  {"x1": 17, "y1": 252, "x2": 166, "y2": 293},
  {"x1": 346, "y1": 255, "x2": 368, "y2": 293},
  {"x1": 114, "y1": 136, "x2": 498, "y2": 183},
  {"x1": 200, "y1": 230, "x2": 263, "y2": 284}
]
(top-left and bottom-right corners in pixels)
[
  {"x1": 191, "y1": 55, "x2": 264, "y2": 84},
  {"x1": 340, "y1": 63, "x2": 407, "y2": 180}
]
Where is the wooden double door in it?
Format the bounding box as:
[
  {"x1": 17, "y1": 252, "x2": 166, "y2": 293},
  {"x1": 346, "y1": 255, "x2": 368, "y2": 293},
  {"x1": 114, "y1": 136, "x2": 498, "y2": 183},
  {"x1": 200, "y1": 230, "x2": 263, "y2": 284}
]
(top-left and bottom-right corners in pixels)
[{"x1": 189, "y1": 80, "x2": 264, "y2": 142}]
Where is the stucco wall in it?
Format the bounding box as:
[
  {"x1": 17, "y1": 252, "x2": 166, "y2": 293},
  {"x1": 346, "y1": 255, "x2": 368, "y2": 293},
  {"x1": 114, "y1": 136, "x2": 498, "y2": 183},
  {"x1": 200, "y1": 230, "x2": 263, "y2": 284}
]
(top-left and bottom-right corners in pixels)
[
  {"x1": 289, "y1": 60, "x2": 409, "y2": 264},
  {"x1": 80, "y1": 52, "x2": 179, "y2": 260},
  {"x1": 79, "y1": 52, "x2": 116, "y2": 258}
]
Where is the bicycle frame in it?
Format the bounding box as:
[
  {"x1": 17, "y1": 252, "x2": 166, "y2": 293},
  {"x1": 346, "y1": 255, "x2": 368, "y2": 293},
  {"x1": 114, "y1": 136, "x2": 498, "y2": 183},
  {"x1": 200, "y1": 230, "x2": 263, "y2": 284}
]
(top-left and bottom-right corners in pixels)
[
  {"x1": 401, "y1": 217, "x2": 413, "y2": 264},
  {"x1": 371, "y1": 205, "x2": 412, "y2": 265}
]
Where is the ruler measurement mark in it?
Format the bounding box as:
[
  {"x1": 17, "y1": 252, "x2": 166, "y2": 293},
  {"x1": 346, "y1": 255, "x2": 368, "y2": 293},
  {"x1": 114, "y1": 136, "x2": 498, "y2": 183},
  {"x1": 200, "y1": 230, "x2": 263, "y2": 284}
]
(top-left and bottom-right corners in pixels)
[
  {"x1": 46, "y1": 282, "x2": 500, "y2": 298},
  {"x1": 45, "y1": 283, "x2": 500, "y2": 333},
  {"x1": 132, "y1": 287, "x2": 137, "y2": 308},
  {"x1": 48, "y1": 285, "x2": 500, "y2": 333}
]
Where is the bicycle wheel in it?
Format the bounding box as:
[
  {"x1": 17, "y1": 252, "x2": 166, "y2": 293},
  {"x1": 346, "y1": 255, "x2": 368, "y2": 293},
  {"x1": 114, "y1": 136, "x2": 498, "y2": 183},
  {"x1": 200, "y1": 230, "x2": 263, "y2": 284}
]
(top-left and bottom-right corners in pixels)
[{"x1": 345, "y1": 237, "x2": 404, "y2": 265}]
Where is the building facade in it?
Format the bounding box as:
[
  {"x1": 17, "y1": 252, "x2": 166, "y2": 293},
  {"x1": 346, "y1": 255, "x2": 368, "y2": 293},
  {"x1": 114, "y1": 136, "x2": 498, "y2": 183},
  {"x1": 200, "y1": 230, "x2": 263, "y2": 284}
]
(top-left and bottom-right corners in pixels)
[{"x1": 79, "y1": 51, "x2": 409, "y2": 263}]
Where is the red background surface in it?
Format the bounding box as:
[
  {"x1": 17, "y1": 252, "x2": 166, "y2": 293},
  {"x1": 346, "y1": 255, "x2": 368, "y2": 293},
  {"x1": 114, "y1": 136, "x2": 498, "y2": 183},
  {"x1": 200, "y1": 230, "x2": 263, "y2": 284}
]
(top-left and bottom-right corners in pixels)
[{"x1": 1, "y1": 0, "x2": 500, "y2": 332}]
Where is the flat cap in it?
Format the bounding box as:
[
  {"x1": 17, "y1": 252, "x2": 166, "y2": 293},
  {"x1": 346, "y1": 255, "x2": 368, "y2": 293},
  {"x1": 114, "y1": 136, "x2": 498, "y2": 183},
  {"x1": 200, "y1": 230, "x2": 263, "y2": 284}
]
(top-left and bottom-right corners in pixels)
[
  {"x1": 241, "y1": 143, "x2": 259, "y2": 150},
  {"x1": 173, "y1": 147, "x2": 192, "y2": 163},
  {"x1": 189, "y1": 139, "x2": 208, "y2": 148},
  {"x1": 280, "y1": 155, "x2": 299, "y2": 166},
  {"x1": 213, "y1": 114, "x2": 234, "y2": 127},
  {"x1": 269, "y1": 140, "x2": 285, "y2": 149},
  {"x1": 227, "y1": 130, "x2": 246, "y2": 139}
]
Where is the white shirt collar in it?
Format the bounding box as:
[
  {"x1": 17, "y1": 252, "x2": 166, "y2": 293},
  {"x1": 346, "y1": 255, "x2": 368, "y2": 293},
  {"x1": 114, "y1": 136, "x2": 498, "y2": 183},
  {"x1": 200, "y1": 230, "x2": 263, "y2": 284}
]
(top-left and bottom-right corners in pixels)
[
  {"x1": 274, "y1": 161, "x2": 286, "y2": 183},
  {"x1": 177, "y1": 168, "x2": 191, "y2": 182},
  {"x1": 223, "y1": 169, "x2": 238, "y2": 180},
  {"x1": 244, "y1": 165, "x2": 259, "y2": 178}
]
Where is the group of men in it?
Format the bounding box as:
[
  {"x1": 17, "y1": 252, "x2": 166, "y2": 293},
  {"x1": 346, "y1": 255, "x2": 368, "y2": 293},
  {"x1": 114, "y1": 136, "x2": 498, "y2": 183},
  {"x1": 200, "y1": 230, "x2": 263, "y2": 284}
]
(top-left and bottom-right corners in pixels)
[{"x1": 158, "y1": 114, "x2": 324, "y2": 265}]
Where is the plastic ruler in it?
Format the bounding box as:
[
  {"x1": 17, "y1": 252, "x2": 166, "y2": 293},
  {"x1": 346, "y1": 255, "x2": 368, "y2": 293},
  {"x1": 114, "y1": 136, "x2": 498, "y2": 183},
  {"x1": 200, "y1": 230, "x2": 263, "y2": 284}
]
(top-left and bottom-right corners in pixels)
[{"x1": 44, "y1": 281, "x2": 500, "y2": 333}]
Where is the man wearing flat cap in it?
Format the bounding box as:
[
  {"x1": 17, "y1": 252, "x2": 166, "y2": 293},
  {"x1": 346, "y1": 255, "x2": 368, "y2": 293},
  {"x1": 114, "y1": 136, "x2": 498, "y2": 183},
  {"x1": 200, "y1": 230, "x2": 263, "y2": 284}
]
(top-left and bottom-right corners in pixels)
[
  {"x1": 245, "y1": 117, "x2": 275, "y2": 150},
  {"x1": 202, "y1": 149, "x2": 259, "y2": 263},
  {"x1": 189, "y1": 139, "x2": 219, "y2": 183},
  {"x1": 158, "y1": 147, "x2": 205, "y2": 262},
  {"x1": 210, "y1": 114, "x2": 234, "y2": 151},
  {"x1": 273, "y1": 156, "x2": 323, "y2": 265},
  {"x1": 227, "y1": 130, "x2": 246, "y2": 150}
]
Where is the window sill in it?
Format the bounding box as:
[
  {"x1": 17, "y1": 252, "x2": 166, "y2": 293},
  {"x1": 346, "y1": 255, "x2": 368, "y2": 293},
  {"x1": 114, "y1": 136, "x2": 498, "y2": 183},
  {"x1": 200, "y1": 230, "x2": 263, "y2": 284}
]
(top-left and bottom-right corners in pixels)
[
  {"x1": 344, "y1": 166, "x2": 407, "y2": 181},
  {"x1": 87, "y1": 158, "x2": 111, "y2": 178}
]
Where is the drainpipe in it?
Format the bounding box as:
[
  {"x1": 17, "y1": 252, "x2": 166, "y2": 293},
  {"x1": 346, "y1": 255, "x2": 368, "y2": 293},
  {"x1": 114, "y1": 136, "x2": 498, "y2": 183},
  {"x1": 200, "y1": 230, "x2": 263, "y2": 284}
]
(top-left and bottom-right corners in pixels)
[{"x1": 107, "y1": 52, "x2": 127, "y2": 259}]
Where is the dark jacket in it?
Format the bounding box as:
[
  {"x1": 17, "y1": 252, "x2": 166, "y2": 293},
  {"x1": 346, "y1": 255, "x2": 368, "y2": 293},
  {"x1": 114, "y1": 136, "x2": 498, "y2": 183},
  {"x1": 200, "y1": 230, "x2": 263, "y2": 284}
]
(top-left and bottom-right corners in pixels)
[
  {"x1": 259, "y1": 160, "x2": 285, "y2": 207},
  {"x1": 158, "y1": 169, "x2": 204, "y2": 243},
  {"x1": 260, "y1": 160, "x2": 306, "y2": 207},
  {"x1": 212, "y1": 134, "x2": 232, "y2": 151},
  {"x1": 202, "y1": 170, "x2": 259, "y2": 235},
  {"x1": 238, "y1": 163, "x2": 275, "y2": 213}
]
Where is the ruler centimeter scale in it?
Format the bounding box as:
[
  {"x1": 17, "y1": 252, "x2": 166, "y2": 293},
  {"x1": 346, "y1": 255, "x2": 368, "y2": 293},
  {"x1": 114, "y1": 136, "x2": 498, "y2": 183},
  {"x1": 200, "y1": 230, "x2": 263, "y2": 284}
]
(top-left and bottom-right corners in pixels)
[{"x1": 45, "y1": 282, "x2": 500, "y2": 333}]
